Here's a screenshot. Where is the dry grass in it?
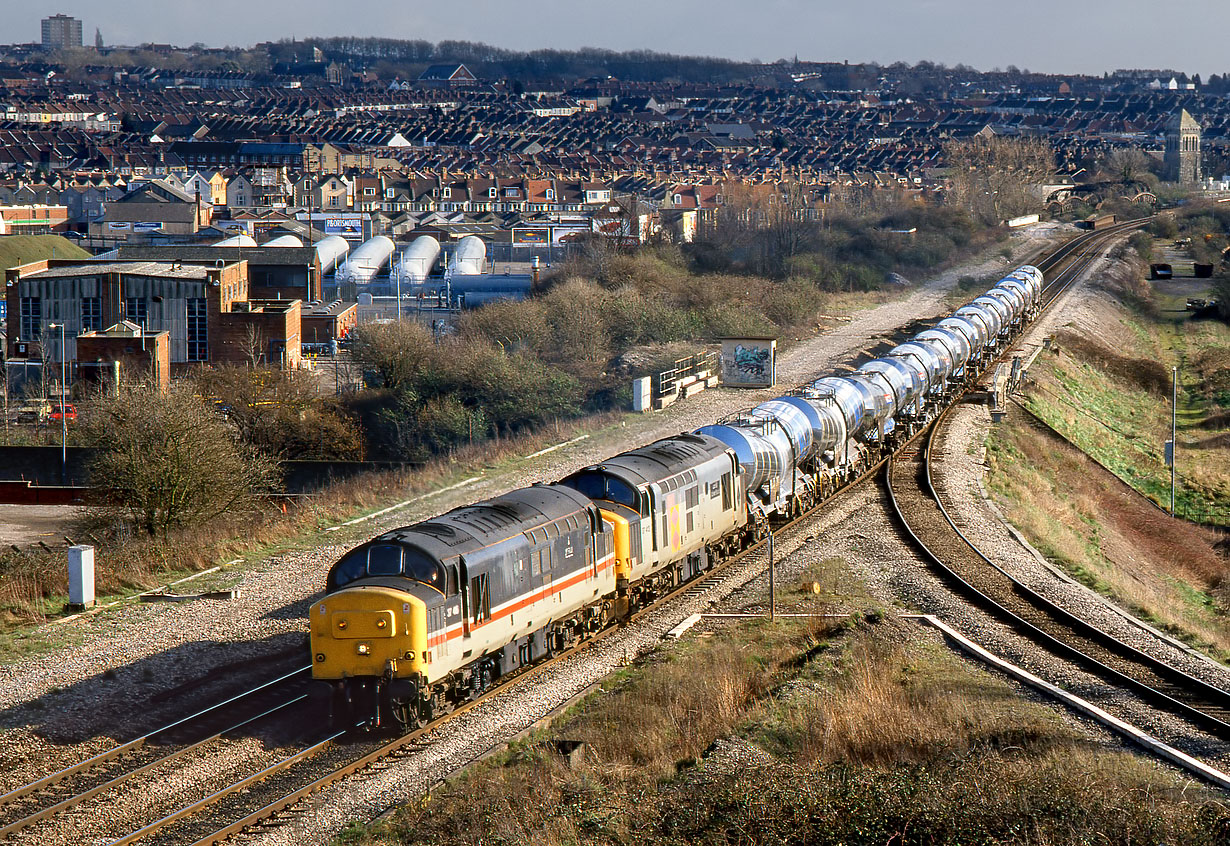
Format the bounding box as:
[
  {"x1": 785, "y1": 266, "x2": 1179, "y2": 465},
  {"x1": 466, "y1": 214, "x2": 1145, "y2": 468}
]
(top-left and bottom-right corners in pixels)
[
  {"x1": 768, "y1": 634, "x2": 1067, "y2": 766},
  {"x1": 343, "y1": 621, "x2": 1230, "y2": 846},
  {"x1": 988, "y1": 418, "x2": 1230, "y2": 657}
]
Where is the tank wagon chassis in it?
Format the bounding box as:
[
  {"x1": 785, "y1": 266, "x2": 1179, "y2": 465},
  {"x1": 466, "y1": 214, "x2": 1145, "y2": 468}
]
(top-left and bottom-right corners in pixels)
[{"x1": 313, "y1": 225, "x2": 1140, "y2": 732}]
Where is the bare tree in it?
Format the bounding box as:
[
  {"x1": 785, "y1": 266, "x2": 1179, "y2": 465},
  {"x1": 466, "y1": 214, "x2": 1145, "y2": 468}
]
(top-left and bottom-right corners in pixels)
[
  {"x1": 1104, "y1": 147, "x2": 1155, "y2": 186},
  {"x1": 944, "y1": 135, "x2": 1055, "y2": 225},
  {"x1": 240, "y1": 324, "x2": 267, "y2": 368},
  {"x1": 84, "y1": 382, "x2": 276, "y2": 536}
]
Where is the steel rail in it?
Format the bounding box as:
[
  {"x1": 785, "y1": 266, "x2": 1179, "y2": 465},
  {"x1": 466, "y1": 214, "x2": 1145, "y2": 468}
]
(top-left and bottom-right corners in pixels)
[
  {"x1": 0, "y1": 693, "x2": 310, "y2": 840},
  {"x1": 0, "y1": 665, "x2": 311, "y2": 811}
]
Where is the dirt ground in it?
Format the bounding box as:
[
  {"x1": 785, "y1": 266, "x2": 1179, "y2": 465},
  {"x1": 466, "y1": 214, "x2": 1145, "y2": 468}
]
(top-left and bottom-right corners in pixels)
[{"x1": 0, "y1": 505, "x2": 85, "y2": 546}]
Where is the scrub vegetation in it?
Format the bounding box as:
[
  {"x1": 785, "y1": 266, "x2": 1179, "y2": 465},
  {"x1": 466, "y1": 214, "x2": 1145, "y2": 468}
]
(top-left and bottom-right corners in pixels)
[
  {"x1": 336, "y1": 563, "x2": 1228, "y2": 846},
  {"x1": 351, "y1": 204, "x2": 1004, "y2": 461}
]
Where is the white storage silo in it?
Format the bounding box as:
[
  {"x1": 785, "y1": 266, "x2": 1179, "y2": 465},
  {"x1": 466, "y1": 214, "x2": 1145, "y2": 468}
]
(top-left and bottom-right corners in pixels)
[
  {"x1": 337, "y1": 235, "x2": 395, "y2": 284},
  {"x1": 314, "y1": 235, "x2": 350, "y2": 274},
  {"x1": 396, "y1": 235, "x2": 441, "y2": 285},
  {"x1": 446, "y1": 235, "x2": 486, "y2": 276}
]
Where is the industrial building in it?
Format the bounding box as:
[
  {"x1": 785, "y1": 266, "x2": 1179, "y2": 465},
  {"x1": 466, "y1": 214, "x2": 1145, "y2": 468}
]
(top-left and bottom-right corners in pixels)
[{"x1": 4, "y1": 257, "x2": 302, "y2": 385}]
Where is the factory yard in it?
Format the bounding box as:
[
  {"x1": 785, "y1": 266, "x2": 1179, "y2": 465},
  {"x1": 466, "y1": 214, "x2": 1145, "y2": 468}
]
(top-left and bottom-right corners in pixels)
[{"x1": 0, "y1": 505, "x2": 85, "y2": 548}]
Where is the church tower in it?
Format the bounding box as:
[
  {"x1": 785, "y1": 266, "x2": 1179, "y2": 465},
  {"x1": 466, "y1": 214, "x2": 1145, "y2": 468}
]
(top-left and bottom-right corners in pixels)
[{"x1": 1165, "y1": 109, "x2": 1201, "y2": 184}]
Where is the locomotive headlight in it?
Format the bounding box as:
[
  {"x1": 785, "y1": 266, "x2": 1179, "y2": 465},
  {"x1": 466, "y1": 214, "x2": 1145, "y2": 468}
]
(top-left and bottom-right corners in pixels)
[
  {"x1": 357, "y1": 642, "x2": 370, "y2": 655},
  {"x1": 376, "y1": 619, "x2": 387, "y2": 629},
  {"x1": 337, "y1": 619, "x2": 348, "y2": 630},
  {"x1": 315, "y1": 653, "x2": 326, "y2": 662}
]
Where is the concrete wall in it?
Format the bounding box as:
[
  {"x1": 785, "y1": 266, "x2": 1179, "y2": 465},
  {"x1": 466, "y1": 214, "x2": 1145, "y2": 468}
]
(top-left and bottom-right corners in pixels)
[{"x1": 0, "y1": 446, "x2": 416, "y2": 496}]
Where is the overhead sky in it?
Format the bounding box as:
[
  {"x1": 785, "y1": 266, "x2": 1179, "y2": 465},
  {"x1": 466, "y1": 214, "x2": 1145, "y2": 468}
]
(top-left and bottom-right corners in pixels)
[{"x1": 10, "y1": 0, "x2": 1230, "y2": 78}]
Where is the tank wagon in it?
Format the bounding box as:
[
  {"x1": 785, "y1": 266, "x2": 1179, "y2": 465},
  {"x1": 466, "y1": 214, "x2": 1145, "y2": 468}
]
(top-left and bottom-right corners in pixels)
[
  {"x1": 312, "y1": 266, "x2": 1045, "y2": 729},
  {"x1": 336, "y1": 235, "x2": 395, "y2": 285},
  {"x1": 314, "y1": 235, "x2": 350, "y2": 275}
]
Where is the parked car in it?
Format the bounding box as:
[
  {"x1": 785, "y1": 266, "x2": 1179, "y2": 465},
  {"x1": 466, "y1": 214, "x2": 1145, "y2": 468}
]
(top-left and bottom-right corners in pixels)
[
  {"x1": 50, "y1": 403, "x2": 77, "y2": 423},
  {"x1": 15, "y1": 399, "x2": 51, "y2": 424}
]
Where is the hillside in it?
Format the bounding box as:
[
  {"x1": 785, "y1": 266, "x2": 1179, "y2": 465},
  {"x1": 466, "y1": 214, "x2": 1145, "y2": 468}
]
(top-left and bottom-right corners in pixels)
[
  {"x1": 0, "y1": 234, "x2": 91, "y2": 270},
  {"x1": 991, "y1": 245, "x2": 1230, "y2": 656}
]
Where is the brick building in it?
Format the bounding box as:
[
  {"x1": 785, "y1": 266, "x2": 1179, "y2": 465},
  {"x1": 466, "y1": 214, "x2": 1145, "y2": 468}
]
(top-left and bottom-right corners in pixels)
[
  {"x1": 77, "y1": 321, "x2": 171, "y2": 392},
  {"x1": 4, "y1": 258, "x2": 301, "y2": 378}
]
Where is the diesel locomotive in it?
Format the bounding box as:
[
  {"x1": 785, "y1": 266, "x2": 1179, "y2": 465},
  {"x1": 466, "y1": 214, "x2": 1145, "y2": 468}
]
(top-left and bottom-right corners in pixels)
[{"x1": 311, "y1": 266, "x2": 1044, "y2": 729}]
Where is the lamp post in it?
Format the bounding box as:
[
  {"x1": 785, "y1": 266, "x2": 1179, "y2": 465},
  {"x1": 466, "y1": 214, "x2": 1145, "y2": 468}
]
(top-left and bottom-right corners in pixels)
[{"x1": 48, "y1": 322, "x2": 67, "y2": 482}]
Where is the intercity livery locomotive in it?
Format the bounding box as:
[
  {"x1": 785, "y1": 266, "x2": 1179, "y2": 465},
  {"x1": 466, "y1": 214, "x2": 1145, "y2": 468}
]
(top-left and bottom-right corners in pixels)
[{"x1": 311, "y1": 266, "x2": 1044, "y2": 728}]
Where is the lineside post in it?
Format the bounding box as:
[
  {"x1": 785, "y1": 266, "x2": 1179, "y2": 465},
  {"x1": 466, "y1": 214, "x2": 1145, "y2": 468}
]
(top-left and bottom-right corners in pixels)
[
  {"x1": 1171, "y1": 366, "x2": 1177, "y2": 516},
  {"x1": 768, "y1": 531, "x2": 775, "y2": 622}
]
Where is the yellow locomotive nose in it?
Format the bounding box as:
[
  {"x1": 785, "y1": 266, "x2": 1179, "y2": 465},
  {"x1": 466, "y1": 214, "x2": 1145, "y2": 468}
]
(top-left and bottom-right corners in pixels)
[{"x1": 311, "y1": 587, "x2": 427, "y2": 680}]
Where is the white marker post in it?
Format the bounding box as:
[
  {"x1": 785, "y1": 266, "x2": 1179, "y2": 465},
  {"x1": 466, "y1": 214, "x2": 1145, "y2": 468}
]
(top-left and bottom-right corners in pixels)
[{"x1": 68, "y1": 545, "x2": 95, "y2": 609}]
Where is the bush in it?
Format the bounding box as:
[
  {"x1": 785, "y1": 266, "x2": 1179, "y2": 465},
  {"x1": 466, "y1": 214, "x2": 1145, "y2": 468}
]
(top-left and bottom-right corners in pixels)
[{"x1": 84, "y1": 383, "x2": 276, "y2": 536}]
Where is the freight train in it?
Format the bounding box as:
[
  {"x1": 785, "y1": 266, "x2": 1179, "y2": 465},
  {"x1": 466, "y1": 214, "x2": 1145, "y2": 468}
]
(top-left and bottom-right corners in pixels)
[{"x1": 310, "y1": 266, "x2": 1044, "y2": 728}]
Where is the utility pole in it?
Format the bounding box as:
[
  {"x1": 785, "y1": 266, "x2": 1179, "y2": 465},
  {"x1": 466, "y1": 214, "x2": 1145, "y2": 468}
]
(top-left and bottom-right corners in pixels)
[{"x1": 49, "y1": 323, "x2": 67, "y2": 483}]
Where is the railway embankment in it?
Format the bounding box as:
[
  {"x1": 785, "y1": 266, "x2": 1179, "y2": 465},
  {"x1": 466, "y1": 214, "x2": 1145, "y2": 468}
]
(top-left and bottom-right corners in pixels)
[{"x1": 986, "y1": 245, "x2": 1230, "y2": 659}]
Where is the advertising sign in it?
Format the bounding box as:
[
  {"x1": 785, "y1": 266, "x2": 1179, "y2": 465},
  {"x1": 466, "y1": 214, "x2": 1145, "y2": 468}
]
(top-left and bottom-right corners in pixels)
[
  {"x1": 106, "y1": 222, "x2": 131, "y2": 231},
  {"x1": 514, "y1": 229, "x2": 548, "y2": 243},
  {"x1": 132, "y1": 221, "x2": 163, "y2": 232}
]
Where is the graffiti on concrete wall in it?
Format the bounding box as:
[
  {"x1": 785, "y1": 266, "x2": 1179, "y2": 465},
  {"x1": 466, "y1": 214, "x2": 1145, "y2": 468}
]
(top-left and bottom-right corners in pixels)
[{"x1": 721, "y1": 337, "x2": 776, "y2": 388}]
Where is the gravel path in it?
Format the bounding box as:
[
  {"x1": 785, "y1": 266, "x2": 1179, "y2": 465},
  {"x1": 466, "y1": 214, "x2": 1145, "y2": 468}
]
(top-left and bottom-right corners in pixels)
[{"x1": 0, "y1": 225, "x2": 1074, "y2": 841}]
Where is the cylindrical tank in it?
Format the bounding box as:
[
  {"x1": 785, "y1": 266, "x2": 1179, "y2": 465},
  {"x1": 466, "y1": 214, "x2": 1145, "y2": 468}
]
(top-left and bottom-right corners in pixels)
[
  {"x1": 915, "y1": 327, "x2": 970, "y2": 374},
  {"x1": 338, "y1": 236, "x2": 395, "y2": 285},
  {"x1": 1009, "y1": 265, "x2": 1044, "y2": 302},
  {"x1": 844, "y1": 373, "x2": 896, "y2": 438},
  {"x1": 314, "y1": 235, "x2": 350, "y2": 274},
  {"x1": 808, "y1": 377, "x2": 868, "y2": 440},
  {"x1": 954, "y1": 305, "x2": 997, "y2": 347},
  {"x1": 214, "y1": 234, "x2": 256, "y2": 247},
  {"x1": 987, "y1": 286, "x2": 1025, "y2": 322},
  {"x1": 397, "y1": 235, "x2": 441, "y2": 284},
  {"x1": 997, "y1": 278, "x2": 1034, "y2": 312},
  {"x1": 938, "y1": 316, "x2": 984, "y2": 358},
  {"x1": 263, "y1": 234, "x2": 304, "y2": 248},
  {"x1": 696, "y1": 419, "x2": 793, "y2": 495},
  {"x1": 859, "y1": 357, "x2": 923, "y2": 414},
  {"x1": 891, "y1": 342, "x2": 947, "y2": 395},
  {"x1": 749, "y1": 399, "x2": 815, "y2": 464},
  {"x1": 447, "y1": 235, "x2": 486, "y2": 276},
  {"x1": 973, "y1": 295, "x2": 1011, "y2": 337}
]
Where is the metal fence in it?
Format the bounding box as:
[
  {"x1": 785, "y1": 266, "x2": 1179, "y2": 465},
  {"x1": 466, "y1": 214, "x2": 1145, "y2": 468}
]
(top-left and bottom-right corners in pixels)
[{"x1": 654, "y1": 351, "x2": 720, "y2": 402}]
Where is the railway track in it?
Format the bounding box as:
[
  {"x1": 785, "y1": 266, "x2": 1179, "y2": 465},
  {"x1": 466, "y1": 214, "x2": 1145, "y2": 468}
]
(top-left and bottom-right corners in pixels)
[
  {"x1": 107, "y1": 462, "x2": 893, "y2": 846},
  {"x1": 3, "y1": 222, "x2": 1152, "y2": 844},
  {"x1": 888, "y1": 411, "x2": 1230, "y2": 738},
  {"x1": 886, "y1": 216, "x2": 1230, "y2": 752},
  {"x1": 0, "y1": 666, "x2": 315, "y2": 843}
]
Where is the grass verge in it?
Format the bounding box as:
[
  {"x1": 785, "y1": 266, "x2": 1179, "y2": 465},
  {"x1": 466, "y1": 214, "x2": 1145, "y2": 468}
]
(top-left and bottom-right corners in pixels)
[{"x1": 336, "y1": 609, "x2": 1228, "y2": 845}]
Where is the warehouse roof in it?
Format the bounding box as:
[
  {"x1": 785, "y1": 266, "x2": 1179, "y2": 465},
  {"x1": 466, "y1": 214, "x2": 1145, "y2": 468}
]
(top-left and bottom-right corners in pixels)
[{"x1": 23, "y1": 260, "x2": 211, "y2": 279}]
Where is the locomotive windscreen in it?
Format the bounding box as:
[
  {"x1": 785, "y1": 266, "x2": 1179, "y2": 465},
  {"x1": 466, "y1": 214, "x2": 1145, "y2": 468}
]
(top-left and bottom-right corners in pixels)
[
  {"x1": 328, "y1": 543, "x2": 446, "y2": 592},
  {"x1": 564, "y1": 472, "x2": 639, "y2": 510}
]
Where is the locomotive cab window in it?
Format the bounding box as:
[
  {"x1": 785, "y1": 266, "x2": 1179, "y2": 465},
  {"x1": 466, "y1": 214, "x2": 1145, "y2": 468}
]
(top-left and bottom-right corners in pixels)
[
  {"x1": 329, "y1": 544, "x2": 445, "y2": 592},
  {"x1": 367, "y1": 545, "x2": 402, "y2": 576},
  {"x1": 566, "y1": 472, "x2": 639, "y2": 511}
]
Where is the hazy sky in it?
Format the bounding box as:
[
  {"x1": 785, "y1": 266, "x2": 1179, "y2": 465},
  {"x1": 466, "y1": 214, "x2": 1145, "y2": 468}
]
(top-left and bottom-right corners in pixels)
[{"x1": 7, "y1": 0, "x2": 1230, "y2": 78}]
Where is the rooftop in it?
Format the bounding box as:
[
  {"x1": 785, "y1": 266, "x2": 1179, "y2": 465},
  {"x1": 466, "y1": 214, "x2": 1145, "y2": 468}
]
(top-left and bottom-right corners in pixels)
[{"x1": 25, "y1": 260, "x2": 212, "y2": 280}]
